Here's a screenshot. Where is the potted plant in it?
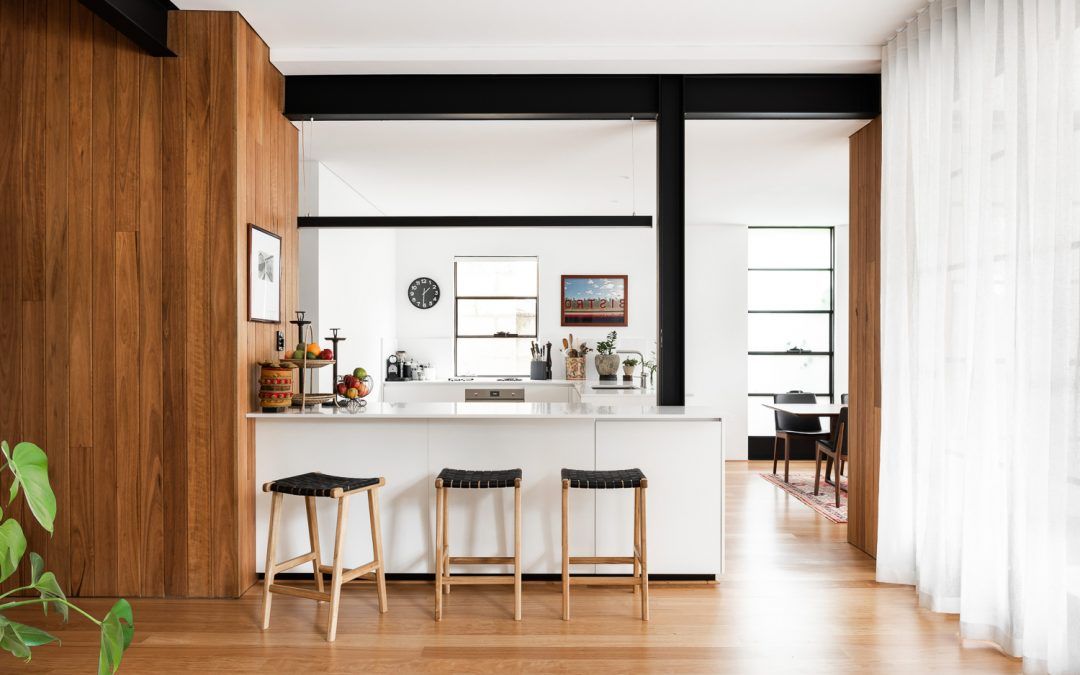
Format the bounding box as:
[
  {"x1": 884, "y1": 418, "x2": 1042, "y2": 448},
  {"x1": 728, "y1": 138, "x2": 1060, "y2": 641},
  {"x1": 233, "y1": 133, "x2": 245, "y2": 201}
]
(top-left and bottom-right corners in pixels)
[
  {"x1": 642, "y1": 350, "x2": 658, "y2": 387},
  {"x1": 594, "y1": 331, "x2": 620, "y2": 380},
  {"x1": 0, "y1": 441, "x2": 134, "y2": 672},
  {"x1": 621, "y1": 357, "x2": 639, "y2": 378}
]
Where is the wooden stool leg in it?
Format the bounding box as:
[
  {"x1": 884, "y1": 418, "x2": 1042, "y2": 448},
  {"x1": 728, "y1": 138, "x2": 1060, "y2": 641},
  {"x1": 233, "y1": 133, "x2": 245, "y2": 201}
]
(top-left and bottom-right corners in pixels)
[
  {"x1": 513, "y1": 480, "x2": 522, "y2": 621},
  {"x1": 639, "y1": 483, "x2": 649, "y2": 621},
  {"x1": 633, "y1": 486, "x2": 641, "y2": 594},
  {"x1": 368, "y1": 488, "x2": 388, "y2": 613},
  {"x1": 305, "y1": 496, "x2": 324, "y2": 595},
  {"x1": 261, "y1": 491, "x2": 283, "y2": 629},
  {"x1": 434, "y1": 481, "x2": 444, "y2": 621},
  {"x1": 326, "y1": 495, "x2": 350, "y2": 642},
  {"x1": 561, "y1": 479, "x2": 570, "y2": 621},
  {"x1": 442, "y1": 485, "x2": 450, "y2": 595}
]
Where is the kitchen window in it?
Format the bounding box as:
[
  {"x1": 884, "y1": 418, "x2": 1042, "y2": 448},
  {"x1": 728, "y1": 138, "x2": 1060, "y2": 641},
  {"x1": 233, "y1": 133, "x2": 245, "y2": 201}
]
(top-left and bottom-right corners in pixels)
[
  {"x1": 455, "y1": 257, "x2": 539, "y2": 376},
  {"x1": 747, "y1": 227, "x2": 834, "y2": 438}
]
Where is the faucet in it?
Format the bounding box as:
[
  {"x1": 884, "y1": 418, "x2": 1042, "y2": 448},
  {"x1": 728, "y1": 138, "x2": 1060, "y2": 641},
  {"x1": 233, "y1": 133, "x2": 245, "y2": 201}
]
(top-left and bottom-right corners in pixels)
[{"x1": 615, "y1": 350, "x2": 648, "y2": 388}]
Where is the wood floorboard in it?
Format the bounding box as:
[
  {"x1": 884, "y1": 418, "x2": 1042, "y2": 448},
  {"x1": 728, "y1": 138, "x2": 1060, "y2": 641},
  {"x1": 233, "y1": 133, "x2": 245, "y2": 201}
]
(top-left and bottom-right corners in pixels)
[{"x1": 4, "y1": 462, "x2": 1019, "y2": 673}]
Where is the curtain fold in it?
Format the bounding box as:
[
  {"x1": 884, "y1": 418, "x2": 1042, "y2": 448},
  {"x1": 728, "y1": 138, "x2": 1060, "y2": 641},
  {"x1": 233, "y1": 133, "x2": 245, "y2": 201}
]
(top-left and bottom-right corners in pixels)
[{"x1": 878, "y1": 0, "x2": 1079, "y2": 672}]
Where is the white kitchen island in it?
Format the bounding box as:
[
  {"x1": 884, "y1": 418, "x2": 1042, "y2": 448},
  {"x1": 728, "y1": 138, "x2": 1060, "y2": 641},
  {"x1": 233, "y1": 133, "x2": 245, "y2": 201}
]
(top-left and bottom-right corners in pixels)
[{"x1": 249, "y1": 403, "x2": 723, "y2": 578}]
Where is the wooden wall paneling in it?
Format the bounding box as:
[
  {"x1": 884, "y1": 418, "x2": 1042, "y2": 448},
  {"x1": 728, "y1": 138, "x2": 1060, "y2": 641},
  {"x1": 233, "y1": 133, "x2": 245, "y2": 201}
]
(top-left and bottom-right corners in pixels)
[
  {"x1": 17, "y1": 0, "x2": 47, "y2": 591},
  {"x1": 44, "y1": 0, "x2": 72, "y2": 592},
  {"x1": 67, "y1": 0, "x2": 96, "y2": 597},
  {"x1": 0, "y1": 0, "x2": 21, "y2": 597},
  {"x1": 847, "y1": 117, "x2": 882, "y2": 558},
  {"x1": 137, "y1": 51, "x2": 165, "y2": 598},
  {"x1": 91, "y1": 14, "x2": 119, "y2": 597},
  {"x1": 161, "y1": 9, "x2": 188, "y2": 598},
  {"x1": 208, "y1": 11, "x2": 239, "y2": 598},
  {"x1": 180, "y1": 10, "x2": 213, "y2": 598},
  {"x1": 114, "y1": 37, "x2": 143, "y2": 598},
  {"x1": 2, "y1": 2, "x2": 297, "y2": 598}
]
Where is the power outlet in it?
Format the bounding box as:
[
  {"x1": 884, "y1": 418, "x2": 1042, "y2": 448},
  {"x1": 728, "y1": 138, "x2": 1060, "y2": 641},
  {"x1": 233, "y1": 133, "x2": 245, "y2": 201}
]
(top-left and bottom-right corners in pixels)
[{"x1": 275, "y1": 330, "x2": 285, "y2": 352}]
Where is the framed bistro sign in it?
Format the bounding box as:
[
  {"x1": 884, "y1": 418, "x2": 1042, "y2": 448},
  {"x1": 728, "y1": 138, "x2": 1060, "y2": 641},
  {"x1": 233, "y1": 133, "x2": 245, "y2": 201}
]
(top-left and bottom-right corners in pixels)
[
  {"x1": 561, "y1": 275, "x2": 628, "y2": 326},
  {"x1": 248, "y1": 224, "x2": 282, "y2": 323}
]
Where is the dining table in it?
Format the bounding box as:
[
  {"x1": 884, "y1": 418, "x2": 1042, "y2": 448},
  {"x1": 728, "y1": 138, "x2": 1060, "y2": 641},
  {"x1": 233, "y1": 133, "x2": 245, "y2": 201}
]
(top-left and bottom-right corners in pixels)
[{"x1": 760, "y1": 402, "x2": 846, "y2": 484}]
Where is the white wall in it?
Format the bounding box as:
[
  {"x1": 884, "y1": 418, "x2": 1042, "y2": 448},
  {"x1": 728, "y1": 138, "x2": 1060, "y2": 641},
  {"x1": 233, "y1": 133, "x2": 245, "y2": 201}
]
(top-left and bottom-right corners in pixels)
[
  {"x1": 298, "y1": 163, "x2": 398, "y2": 397},
  {"x1": 392, "y1": 226, "x2": 657, "y2": 380}
]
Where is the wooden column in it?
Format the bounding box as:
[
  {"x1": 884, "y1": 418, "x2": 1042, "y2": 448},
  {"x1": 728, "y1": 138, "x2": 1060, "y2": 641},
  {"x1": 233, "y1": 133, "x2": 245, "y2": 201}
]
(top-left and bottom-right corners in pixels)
[{"x1": 847, "y1": 117, "x2": 881, "y2": 557}]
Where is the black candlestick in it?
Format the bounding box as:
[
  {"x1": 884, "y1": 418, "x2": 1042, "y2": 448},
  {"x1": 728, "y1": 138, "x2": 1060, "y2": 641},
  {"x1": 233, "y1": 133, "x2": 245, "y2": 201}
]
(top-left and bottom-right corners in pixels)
[
  {"x1": 324, "y1": 328, "x2": 346, "y2": 405},
  {"x1": 288, "y1": 310, "x2": 312, "y2": 401}
]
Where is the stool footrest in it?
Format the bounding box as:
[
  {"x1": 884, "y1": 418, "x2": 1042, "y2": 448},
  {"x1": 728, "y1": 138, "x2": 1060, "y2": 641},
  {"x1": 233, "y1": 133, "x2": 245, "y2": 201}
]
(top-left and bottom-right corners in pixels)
[
  {"x1": 449, "y1": 556, "x2": 514, "y2": 565},
  {"x1": 568, "y1": 576, "x2": 643, "y2": 586},
  {"x1": 273, "y1": 552, "x2": 317, "y2": 574},
  {"x1": 569, "y1": 556, "x2": 636, "y2": 565},
  {"x1": 269, "y1": 583, "x2": 331, "y2": 602},
  {"x1": 441, "y1": 575, "x2": 516, "y2": 586},
  {"x1": 340, "y1": 561, "x2": 380, "y2": 584}
]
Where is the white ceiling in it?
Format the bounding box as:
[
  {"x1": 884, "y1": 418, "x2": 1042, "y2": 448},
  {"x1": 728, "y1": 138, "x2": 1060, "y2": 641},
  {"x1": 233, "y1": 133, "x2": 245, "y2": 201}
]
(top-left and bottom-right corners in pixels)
[
  {"x1": 173, "y1": 1, "x2": 924, "y2": 74},
  {"x1": 300, "y1": 118, "x2": 866, "y2": 224}
]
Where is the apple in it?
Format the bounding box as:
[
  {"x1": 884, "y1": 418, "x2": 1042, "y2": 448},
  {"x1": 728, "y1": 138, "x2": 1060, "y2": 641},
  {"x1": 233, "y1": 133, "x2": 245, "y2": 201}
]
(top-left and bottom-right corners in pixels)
[
  {"x1": 352, "y1": 367, "x2": 368, "y2": 380},
  {"x1": 318, "y1": 349, "x2": 333, "y2": 360},
  {"x1": 336, "y1": 383, "x2": 348, "y2": 396},
  {"x1": 355, "y1": 382, "x2": 370, "y2": 398},
  {"x1": 292, "y1": 349, "x2": 306, "y2": 359},
  {"x1": 346, "y1": 387, "x2": 359, "y2": 399}
]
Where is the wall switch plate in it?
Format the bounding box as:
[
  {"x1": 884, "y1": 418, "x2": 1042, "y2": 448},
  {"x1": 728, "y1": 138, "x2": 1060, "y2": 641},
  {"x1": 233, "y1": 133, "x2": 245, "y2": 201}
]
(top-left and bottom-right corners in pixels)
[{"x1": 275, "y1": 330, "x2": 285, "y2": 351}]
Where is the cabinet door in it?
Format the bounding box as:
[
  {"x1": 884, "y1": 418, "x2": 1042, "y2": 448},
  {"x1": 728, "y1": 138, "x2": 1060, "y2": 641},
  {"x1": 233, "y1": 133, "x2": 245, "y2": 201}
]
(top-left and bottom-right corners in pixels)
[
  {"x1": 594, "y1": 420, "x2": 724, "y2": 575},
  {"x1": 523, "y1": 385, "x2": 572, "y2": 403}
]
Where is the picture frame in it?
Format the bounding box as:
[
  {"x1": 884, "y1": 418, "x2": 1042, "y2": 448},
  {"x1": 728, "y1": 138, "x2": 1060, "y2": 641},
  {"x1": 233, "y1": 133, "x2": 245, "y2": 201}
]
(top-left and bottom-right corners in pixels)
[
  {"x1": 561, "y1": 275, "x2": 628, "y2": 327},
  {"x1": 248, "y1": 224, "x2": 282, "y2": 323}
]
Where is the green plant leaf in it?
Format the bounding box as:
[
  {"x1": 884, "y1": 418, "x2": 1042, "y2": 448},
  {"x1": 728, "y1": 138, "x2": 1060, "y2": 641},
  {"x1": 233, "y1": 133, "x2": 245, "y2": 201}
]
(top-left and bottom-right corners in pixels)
[
  {"x1": 32, "y1": 571, "x2": 68, "y2": 622},
  {"x1": 0, "y1": 616, "x2": 58, "y2": 647},
  {"x1": 0, "y1": 622, "x2": 31, "y2": 661},
  {"x1": 29, "y1": 551, "x2": 43, "y2": 584},
  {"x1": 98, "y1": 599, "x2": 134, "y2": 675},
  {"x1": 7, "y1": 443, "x2": 56, "y2": 534},
  {"x1": 0, "y1": 519, "x2": 27, "y2": 584}
]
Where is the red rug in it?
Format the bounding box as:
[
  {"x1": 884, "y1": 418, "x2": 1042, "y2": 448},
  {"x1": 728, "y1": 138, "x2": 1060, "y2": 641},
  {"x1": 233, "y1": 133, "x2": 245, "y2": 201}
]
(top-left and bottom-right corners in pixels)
[{"x1": 759, "y1": 471, "x2": 848, "y2": 523}]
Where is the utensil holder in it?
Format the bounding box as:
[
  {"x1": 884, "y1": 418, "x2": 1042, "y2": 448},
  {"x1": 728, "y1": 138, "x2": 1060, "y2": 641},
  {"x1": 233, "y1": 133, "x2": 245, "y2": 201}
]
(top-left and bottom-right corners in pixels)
[
  {"x1": 530, "y1": 361, "x2": 547, "y2": 380},
  {"x1": 565, "y1": 357, "x2": 585, "y2": 380}
]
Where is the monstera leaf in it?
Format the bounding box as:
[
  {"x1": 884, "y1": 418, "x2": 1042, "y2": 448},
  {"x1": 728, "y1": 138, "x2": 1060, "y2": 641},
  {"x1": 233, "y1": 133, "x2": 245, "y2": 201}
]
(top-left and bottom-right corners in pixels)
[
  {"x1": 98, "y1": 600, "x2": 134, "y2": 675},
  {"x1": 0, "y1": 514, "x2": 26, "y2": 584},
  {"x1": 3, "y1": 442, "x2": 56, "y2": 533}
]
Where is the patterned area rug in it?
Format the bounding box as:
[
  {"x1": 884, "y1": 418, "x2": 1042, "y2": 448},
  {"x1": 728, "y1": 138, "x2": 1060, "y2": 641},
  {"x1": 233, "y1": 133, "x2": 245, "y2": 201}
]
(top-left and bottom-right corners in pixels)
[{"x1": 759, "y1": 471, "x2": 848, "y2": 523}]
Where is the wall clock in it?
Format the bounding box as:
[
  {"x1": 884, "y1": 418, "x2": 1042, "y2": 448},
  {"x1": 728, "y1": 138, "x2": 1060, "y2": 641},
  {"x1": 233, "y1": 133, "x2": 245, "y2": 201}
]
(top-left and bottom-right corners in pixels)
[{"x1": 408, "y1": 277, "x2": 440, "y2": 309}]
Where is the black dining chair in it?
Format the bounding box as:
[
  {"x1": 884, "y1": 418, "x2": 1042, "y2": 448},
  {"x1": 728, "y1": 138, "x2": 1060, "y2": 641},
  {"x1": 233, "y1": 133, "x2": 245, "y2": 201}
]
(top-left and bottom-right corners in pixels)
[
  {"x1": 840, "y1": 393, "x2": 848, "y2": 404},
  {"x1": 814, "y1": 405, "x2": 849, "y2": 507},
  {"x1": 772, "y1": 391, "x2": 831, "y2": 483}
]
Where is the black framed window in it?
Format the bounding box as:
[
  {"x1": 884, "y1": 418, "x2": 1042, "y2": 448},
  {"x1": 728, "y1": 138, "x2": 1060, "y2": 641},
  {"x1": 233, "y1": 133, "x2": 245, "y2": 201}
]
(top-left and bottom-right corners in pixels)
[
  {"x1": 454, "y1": 257, "x2": 539, "y2": 377},
  {"x1": 747, "y1": 227, "x2": 835, "y2": 439}
]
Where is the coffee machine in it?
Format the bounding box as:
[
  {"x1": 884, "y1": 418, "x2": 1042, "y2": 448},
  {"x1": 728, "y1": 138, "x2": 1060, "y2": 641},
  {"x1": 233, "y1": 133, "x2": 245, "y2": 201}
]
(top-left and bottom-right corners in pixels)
[{"x1": 385, "y1": 352, "x2": 403, "y2": 381}]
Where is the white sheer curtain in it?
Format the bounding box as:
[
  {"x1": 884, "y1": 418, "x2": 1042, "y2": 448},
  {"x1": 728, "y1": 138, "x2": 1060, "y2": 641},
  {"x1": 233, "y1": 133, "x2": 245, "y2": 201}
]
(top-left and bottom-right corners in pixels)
[{"x1": 878, "y1": 0, "x2": 1080, "y2": 672}]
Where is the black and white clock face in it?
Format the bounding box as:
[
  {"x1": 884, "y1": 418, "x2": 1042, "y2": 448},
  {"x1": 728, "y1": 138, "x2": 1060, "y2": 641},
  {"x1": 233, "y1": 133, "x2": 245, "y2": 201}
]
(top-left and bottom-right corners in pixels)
[{"x1": 408, "y1": 277, "x2": 440, "y2": 309}]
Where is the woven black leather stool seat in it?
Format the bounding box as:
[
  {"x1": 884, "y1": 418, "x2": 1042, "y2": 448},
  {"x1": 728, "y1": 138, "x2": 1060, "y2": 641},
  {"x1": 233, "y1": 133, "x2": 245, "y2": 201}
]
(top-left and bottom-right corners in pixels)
[
  {"x1": 562, "y1": 468, "x2": 645, "y2": 489},
  {"x1": 438, "y1": 468, "x2": 522, "y2": 489},
  {"x1": 266, "y1": 472, "x2": 380, "y2": 497}
]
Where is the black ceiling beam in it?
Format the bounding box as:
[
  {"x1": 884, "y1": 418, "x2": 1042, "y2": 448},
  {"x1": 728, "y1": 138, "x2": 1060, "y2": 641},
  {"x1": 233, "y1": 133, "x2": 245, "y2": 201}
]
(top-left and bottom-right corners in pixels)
[
  {"x1": 684, "y1": 74, "x2": 881, "y2": 119},
  {"x1": 297, "y1": 216, "x2": 653, "y2": 228},
  {"x1": 78, "y1": 0, "x2": 177, "y2": 57},
  {"x1": 284, "y1": 75, "x2": 659, "y2": 121},
  {"x1": 283, "y1": 73, "x2": 880, "y2": 121}
]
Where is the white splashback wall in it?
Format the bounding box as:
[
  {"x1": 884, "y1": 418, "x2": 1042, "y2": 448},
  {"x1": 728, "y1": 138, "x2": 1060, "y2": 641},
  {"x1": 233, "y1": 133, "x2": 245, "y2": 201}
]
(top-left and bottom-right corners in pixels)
[{"x1": 392, "y1": 226, "x2": 657, "y2": 380}]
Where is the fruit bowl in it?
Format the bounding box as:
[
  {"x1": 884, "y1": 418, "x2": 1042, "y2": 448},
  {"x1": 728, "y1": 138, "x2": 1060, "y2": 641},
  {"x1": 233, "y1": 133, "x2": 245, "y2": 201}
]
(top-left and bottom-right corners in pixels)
[
  {"x1": 335, "y1": 373, "x2": 374, "y2": 408},
  {"x1": 283, "y1": 358, "x2": 335, "y2": 368}
]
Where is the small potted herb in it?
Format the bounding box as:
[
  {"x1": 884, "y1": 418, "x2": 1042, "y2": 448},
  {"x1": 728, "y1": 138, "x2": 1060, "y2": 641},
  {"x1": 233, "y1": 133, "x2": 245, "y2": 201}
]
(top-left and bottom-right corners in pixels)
[
  {"x1": 594, "y1": 331, "x2": 620, "y2": 380},
  {"x1": 621, "y1": 357, "x2": 639, "y2": 378}
]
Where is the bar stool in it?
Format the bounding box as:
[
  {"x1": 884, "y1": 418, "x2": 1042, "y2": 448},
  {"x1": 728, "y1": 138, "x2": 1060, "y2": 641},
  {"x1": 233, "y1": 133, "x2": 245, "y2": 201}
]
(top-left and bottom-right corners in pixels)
[
  {"x1": 561, "y1": 468, "x2": 648, "y2": 621},
  {"x1": 261, "y1": 472, "x2": 388, "y2": 642},
  {"x1": 434, "y1": 468, "x2": 522, "y2": 621}
]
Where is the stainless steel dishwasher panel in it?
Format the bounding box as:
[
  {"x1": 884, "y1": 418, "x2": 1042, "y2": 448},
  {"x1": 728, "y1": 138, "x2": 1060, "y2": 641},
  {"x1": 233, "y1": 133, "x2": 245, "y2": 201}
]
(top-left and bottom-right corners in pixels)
[{"x1": 464, "y1": 388, "x2": 525, "y2": 401}]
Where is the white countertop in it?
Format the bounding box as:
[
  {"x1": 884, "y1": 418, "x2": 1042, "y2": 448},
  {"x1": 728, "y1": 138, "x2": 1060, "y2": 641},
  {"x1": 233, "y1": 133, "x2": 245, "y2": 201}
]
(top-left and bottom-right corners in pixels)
[
  {"x1": 382, "y1": 378, "x2": 655, "y2": 398},
  {"x1": 247, "y1": 401, "x2": 719, "y2": 421}
]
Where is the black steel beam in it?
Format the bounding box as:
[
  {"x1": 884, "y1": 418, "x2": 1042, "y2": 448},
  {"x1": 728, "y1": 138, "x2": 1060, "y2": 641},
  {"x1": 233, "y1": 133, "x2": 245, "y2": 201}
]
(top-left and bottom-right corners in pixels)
[
  {"x1": 656, "y1": 75, "x2": 686, "y2": 406},
  {"x1": 297, "y1": 216, "x2": 653, "y2": 228},
  {"x1": 78, "y1": 0, "x2": 176, "y2": 57},
  {"x1": 284, "y1": 73, "x2": 880, "y2": 121},
  {"x1": 685, "y1": 74, "x2": 880, "y2": 119},
  {"x1": 284, "y1": 75, "x2": 659, "y2": 121}
]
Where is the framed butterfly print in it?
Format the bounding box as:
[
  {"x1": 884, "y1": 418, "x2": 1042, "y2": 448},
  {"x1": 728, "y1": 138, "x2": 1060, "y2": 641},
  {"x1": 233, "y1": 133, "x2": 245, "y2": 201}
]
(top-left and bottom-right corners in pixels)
[{"x1": 248, "y1": 224, "x2": 282, "y2": 323}]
